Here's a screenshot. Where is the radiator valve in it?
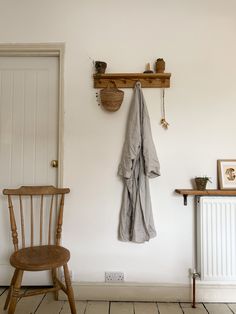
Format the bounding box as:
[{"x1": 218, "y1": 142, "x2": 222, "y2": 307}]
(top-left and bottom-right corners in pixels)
[{"x1": 192, "y1": 269, "x2": 200, "y2": 279}]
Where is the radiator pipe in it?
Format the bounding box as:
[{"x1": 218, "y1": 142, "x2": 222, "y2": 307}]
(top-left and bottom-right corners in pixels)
[{"x1": 192, "y1": 270, "x2": 200, "y2": 308}]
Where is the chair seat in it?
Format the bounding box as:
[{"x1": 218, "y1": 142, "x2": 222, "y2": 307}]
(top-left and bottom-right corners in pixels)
[{"x1": 10, "y1": 245, "x2": 70, "y2": 271}]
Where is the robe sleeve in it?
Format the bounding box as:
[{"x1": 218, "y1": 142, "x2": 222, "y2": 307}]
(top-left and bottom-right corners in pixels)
[
  {"x1": 118, "y1": 89, "x2": 141, "y2": 179},
  {"x1": 142, "y1": 92, "x2": 161, "y2": 178}
]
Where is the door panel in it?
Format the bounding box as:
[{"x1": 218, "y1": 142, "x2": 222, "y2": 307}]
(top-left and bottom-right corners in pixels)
[{"x1": 0, "y1": 56, "x2": 59, "y2": 285}]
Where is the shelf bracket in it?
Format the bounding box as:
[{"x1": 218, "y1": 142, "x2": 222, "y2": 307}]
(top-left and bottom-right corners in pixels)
[{"x1": 183, "y1": 195, "x2": 188, "y2": 206}]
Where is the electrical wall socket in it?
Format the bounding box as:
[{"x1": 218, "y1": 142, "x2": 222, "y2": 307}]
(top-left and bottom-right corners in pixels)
[{"x1": 105, "y1": 271, "x2": 124, "y2": 283}]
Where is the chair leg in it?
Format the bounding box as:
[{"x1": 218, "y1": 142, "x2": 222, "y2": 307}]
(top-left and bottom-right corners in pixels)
[
  {"x1": 4, "y1": 269, "x2": 19, "y2": 310},
  {"x1": 63, "y1": 264, "x2": 76, "y2": 314},
  {"x1": 52, "y1": 268, "x2": 59, "y2": 300},
  {"x1": 8, "y1": 269, "x2": 24, "y2": 314}
]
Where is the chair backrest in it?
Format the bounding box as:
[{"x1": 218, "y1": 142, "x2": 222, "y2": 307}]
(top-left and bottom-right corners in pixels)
[{"x1": 3, "y1": 186, "x2": 70, "y2": 252}]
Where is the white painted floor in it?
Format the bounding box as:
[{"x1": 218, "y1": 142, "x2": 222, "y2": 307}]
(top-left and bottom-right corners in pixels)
[{"x1": 0, "y1": 288, "x2": 236, "y2": 313}]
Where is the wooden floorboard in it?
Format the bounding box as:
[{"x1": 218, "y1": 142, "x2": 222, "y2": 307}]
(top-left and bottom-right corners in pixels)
[
  {"x1": 85, "y1": 301, "x2": 109, "y2": 314},
  {"x1": 14, "y1": 291, "x2": 45, "y2": 314},
  {"x1": 158, "y1": 302, "x2": 183, "y2": 314},
  {"x1": 1, "y1": 287, "x2": 236, "y2": 314},
  {"x1": 61, "y1": 300, "x2": 87, "y2": 314},
  {"x1": 204, "y1": 303, "x2": 233, "y2": 314},
  {"x1": 227, "y1": 303, "x2": 236, "y2": 313},
  {"x1": 35, "y1": 293, "x2": 64, "y2": 314},
  {"x1": 134, "y1": 302, "x2": 158, "y2": 314},
  {"x1": 0, "y1": 289, "x2": 8, "y2": 309},
  {"x1": 110, "y1": 301, "x2": 134, "y2": 314},
  {"x1": 15, "y1": 294, "x2": 44, "y2": 314},
  {"x1": 0, "y1": 288, "x2": 5, "y2": 296},
  {"x1": 180, "y1": 303, "x2": 208, "y2": 313}
]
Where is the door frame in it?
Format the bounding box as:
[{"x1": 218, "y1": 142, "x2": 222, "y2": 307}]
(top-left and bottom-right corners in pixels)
[{"x1": 0, "y1": 43, "x2": 65, "y2": 186}]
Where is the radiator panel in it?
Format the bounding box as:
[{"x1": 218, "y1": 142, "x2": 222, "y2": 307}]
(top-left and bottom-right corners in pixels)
[{"x1": 197, "y1": 197, "x2": 236, "y2": 281}]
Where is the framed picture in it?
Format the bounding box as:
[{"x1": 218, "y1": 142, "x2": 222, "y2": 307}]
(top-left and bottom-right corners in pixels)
[{"x1": 217, "y1": 159, "x2": 236, "y2": 189}]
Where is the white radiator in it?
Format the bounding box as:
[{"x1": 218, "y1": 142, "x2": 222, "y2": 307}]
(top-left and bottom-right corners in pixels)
[{"x1": 197, "y1": 197, "x2": 236, "y2": 281}]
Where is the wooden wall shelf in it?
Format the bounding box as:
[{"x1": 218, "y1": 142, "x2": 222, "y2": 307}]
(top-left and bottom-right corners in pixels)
[
  {"x1": 175, "y1": 189, "x2": 236, "y2": 205},
  {"x1": 93, "y1": 73, "x2": 171, "y2": 88}
]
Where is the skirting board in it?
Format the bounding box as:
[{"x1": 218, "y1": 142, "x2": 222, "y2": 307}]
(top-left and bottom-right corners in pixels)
[{"x1": 59, "y1": 282, "x2": 236, "y2": 303}]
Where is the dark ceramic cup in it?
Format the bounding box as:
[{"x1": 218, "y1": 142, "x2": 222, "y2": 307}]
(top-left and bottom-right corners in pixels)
[{"x1": 95, "y1": 61, "x2": 107, "y2": 74}]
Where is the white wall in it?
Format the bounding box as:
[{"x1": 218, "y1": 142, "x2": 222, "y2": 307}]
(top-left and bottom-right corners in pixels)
[{"x1": 0, "y1": 0, "x2": 236, "y2": 286}]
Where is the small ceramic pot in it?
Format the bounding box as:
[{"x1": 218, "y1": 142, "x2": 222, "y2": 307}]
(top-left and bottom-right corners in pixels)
[
  {"x1": 95, "y1": 61, "x2": 107, "y2": 74},
  {"x1": 156, "y1": 58, "x2": 165, "y2": 73}
]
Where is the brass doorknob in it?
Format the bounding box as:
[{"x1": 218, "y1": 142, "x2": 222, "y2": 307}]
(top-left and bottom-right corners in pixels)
[{"x1": 51, "y1": 160, "x2": 58, "y2": 168}]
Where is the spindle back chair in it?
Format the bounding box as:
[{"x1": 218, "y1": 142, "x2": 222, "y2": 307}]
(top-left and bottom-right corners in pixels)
[{"x1": 3, "y1": 186, "x2": 76, "y2": 314}]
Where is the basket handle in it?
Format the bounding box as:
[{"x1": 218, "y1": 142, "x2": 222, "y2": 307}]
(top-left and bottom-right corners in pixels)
[{"x1": 106, "y1": 80, "x2": 118, "y2": 89}]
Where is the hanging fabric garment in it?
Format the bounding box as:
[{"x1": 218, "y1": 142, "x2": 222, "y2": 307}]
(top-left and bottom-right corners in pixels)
[{"x1": 118, "y1": 81, "x2": 160, "y2": 243}]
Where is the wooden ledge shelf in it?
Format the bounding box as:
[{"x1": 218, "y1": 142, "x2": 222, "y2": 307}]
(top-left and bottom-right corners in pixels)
[
  {"x1": 93, "y1": 73, "x2": 171, "y2": 88},
  {"x1": 175, "y1": 189, "x2": 236, "y2": 206}
]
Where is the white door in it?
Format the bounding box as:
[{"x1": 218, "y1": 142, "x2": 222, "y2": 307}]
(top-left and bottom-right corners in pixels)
[{"x1": 0, "y1": 56, "x2": 59, "y2": 285}]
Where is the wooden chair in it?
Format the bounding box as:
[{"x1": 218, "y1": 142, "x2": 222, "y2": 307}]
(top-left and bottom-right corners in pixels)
[{"x1": 2, "y1": 186, "x2": 77, "y2": 314}]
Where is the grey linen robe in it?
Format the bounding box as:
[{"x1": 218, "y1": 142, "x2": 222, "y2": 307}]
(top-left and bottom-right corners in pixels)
[{"x1": 118, "y1": 81, "x2": 160, "y2": 243}]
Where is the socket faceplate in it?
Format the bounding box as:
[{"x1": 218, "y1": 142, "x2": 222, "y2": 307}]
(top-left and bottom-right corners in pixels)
[{"x1": 105, "y1": 272, "x2": 124, "y2": 283}]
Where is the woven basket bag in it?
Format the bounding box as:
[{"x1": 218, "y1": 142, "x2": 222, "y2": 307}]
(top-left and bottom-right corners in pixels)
[{"x1": 100, "y1": 81, "x2": 124, "y2": 112}]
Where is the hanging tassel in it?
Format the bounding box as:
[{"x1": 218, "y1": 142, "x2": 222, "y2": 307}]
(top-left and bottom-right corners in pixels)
[{"x1": 160, "y1": 88, "x2": 169, "y2": 129}]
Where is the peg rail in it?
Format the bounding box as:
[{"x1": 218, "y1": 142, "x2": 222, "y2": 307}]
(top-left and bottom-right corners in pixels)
[{"x1": 93, "y1": 73, "x2": 171, "y2": 88}]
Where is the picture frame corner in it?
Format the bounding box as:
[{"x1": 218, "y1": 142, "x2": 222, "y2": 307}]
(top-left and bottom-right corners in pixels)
[{"x1": 217, "y1": 159, "x2": 236, "y2": 190}]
